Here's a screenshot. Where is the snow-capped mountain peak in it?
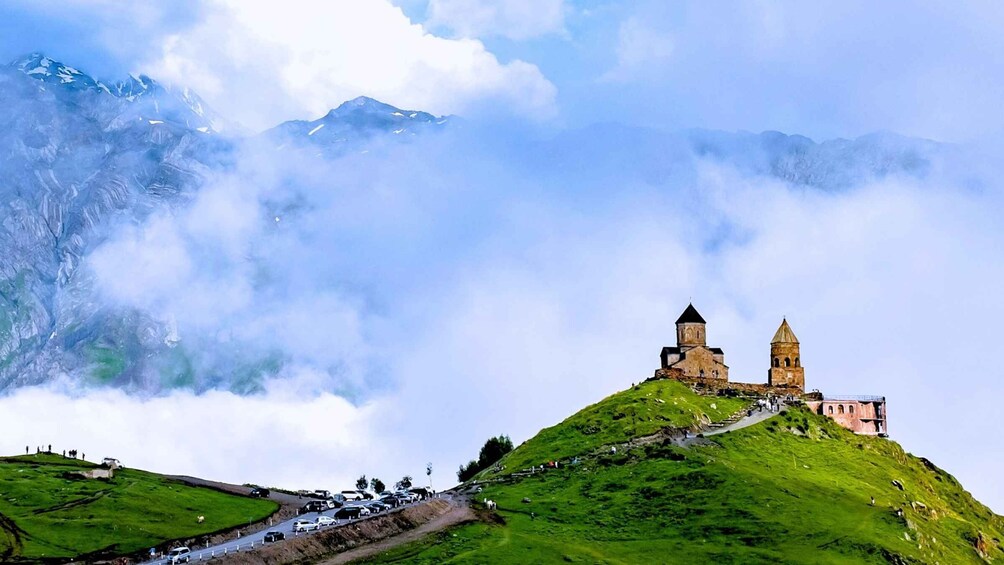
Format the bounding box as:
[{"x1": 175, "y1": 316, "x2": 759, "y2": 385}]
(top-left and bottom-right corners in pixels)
[
  {"x1": 265, "y1": 96, "x2": 450, "y2": 152},
  {"x1": 8, "y1": 53, "x2": 226, "y2": 133},
  {"x1": 11, "y1": 52, "x2": 106, "y2": 92}
]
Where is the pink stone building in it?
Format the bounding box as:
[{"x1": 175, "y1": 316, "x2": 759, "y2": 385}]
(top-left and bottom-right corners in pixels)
[{"x1": 805, "y1": 395, "x2": 887, "y2": 436}]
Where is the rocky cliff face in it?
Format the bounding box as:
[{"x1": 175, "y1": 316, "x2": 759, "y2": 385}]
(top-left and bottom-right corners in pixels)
[{"x1": 0, "y1": 54, "x2": 225, "y2": 390}]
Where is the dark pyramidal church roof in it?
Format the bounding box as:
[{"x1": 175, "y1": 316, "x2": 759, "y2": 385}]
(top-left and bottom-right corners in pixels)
[{"x1": 675, "y1": 303, "x2": 706, "y2": 324}]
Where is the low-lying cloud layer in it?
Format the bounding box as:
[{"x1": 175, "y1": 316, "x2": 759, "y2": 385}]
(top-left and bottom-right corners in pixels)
[{"x1": 2, "y1": 125, "x2": 1003, "y2": 510}]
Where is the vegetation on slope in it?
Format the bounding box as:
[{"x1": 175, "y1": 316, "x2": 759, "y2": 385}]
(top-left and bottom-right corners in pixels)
[
  {"x1": 486, "y1": 379, "x2": 749, "y2": 474},
  {"x1": 0, "y1": 454, "x2": 277, "y2": 561},
  {"x1": 363, "y1": 381, "x2": 1003, "y2": 564}
]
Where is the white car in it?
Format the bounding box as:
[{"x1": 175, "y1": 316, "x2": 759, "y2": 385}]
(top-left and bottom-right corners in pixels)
[
  {"x1": 340, "y1": 490, "x2": 364, "y2": 501},
  {"x1": 293, "y1": 519, "x2": 319, "y2": 533},
  {"x1": 315, "y1": 515, "x2": 336, "y2": 527},
  {"x1": 168, "y1": 547, "x2": 191, "y2": 563}
]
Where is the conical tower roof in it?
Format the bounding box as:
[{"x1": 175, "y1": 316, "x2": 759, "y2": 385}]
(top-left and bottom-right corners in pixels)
[
  {"x1": 771, "y1": 318, "x2": 799, "y2": 344},
  {"x1": 675, "y1": 303, "x2": 706, "y2": 324}
]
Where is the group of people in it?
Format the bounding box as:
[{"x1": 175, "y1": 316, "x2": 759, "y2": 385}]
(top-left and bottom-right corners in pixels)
[
  {"x1": 751, "y1": 396, "x2": 783, "y2": 415},
  {"x1": 26, "y1": 444, "x2": 84, "y2": 460}
]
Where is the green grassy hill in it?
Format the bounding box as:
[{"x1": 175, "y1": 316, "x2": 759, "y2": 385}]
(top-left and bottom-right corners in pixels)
[
  {"x1": 0, "y1": 454, "x2": 277, "y2": 562},
  {"x1": 363, "y1": 380, "x2": 1004, "y2": 564}
]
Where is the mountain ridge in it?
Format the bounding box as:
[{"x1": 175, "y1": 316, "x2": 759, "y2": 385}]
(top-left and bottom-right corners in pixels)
[{"x1": 0, "y1": 52, "x2": 956, "y2": 395}]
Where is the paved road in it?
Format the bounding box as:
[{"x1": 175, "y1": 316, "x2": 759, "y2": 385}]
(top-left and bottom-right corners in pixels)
[
  {"x1": 141, "y1": 498, "x2": 429, "y2": 564},
  {"x1": 705, "y1": 403, "x2": 787, "y2": 436}
]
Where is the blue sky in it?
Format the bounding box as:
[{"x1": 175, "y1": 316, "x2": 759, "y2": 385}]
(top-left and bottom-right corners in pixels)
[
  {"x1": 4, "y1": 0, "x2": 1004, "y2": 140},
  {"x1": 1, "y1": 0, "x2": 1003, "y2": 514}
]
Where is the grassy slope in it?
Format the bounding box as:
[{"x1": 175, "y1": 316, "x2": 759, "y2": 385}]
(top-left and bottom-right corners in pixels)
[
  {"x1": 492, "y1": 379, "x2": 749, "y2": 473},
  {"x1": 0, "y1": 454, "x2": 277, "y2": 561},
  {"x1": 363, "y1": 380, "x2": 1004, "y2": 564}
]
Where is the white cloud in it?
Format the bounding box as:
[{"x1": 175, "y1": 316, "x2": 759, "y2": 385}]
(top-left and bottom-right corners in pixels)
[
  {"x1": 0, "y1": 383, "x2": 398, "y2": 491},
  {"x1": 601, "y1": 16, "x2": 674, "y2": 82},
  {"x1": 426, "y1": 0, "x2": 567, "y2": 40},
  {"x1": 143, "y1": 0, "x2": 556, "y2": 130}
]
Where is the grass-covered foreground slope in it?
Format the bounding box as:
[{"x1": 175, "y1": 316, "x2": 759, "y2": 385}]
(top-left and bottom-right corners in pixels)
[
  {"x1": 0, "y1": 454, "x2": 277, "y2": 561},
  {"x1": 363, "y1": 380, "x2": 1004, "y2": 564}
]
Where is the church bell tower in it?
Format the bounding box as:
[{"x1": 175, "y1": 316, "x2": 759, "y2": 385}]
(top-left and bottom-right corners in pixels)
[
  {"x1": 768, "y1": 318, "x2": 804, "y2": 390},
  {"x1": 676, "y1": 303, "x2": 707, "y2": 349}
]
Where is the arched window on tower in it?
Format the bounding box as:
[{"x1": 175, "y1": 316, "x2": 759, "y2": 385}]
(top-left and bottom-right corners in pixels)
[
  {"x1": 795, "y1": 357, "x2": 800, "y2": 367},
  {"x1": 849, "y1": 405, "x2": 854, "y2": 414},
  {"x1": 784, "y1": 357, "x2": 791, "y2": 367},
  {"x1": 773, "y1": 358, "x2": 780, "y2": 368},
  {"x1": 828, "y1": 405, "x2": 834, "y2": 414},
  {"x1": 838, "y1": 405, "x2": 845, "y2": 414}
]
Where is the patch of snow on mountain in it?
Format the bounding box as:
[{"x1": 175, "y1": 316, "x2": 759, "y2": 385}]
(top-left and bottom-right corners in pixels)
[{"x1": 308, "y1": 123, "x2": 325, "y2": 136}]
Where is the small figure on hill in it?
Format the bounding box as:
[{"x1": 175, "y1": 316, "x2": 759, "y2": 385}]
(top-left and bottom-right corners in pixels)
[
  {"x1": 25, "y1": 445, "x2": 28, "y2": 454},
  {"x1": 870, "y1": 496, "x2": 875, "y2": 506},
  {"x1": 62, "y1": 450, "x2": 65, "y2": 457},
  {"x1": 48, "y1": 444, "x2": 51, "y2": 453},
  {"x1": 82, "y1": 453, "x2": 85, "y2": 461}
]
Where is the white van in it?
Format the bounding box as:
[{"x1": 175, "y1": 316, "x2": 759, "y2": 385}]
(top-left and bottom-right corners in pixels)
[{"x1": 168, "y1": 547, "x2": 191, "y2": 563}]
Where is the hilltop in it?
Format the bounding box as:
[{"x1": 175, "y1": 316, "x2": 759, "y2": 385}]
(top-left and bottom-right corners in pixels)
[
  {"x1": 0, "y1": 453, "x2": 277, "y2": 562},
  {"x1": 360, "y1": 379, "x2": 1004, "y2": 564}
]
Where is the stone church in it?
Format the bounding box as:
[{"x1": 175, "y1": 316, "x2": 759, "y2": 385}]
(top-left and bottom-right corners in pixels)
[
  {"x1": 654, "y1": 303, "x2": 888, "y2": 436},
  {"x1": 659, "y1": 304, "x2": 729, "y2": 381}
]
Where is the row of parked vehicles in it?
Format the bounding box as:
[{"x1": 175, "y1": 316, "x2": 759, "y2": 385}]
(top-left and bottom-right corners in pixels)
[{"x1": 258, "y1": 487, "x2": 434, "y2": 543}]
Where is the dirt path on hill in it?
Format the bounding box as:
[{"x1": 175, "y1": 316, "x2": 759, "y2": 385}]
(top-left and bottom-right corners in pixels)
[{"x1": 318, "y1": 499, "x2": 475, "y2": 564}]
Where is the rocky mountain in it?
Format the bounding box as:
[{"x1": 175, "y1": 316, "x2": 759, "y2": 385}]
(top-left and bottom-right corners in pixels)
[
  {"x1": 0, "y1": 53, "x2": 948, "y2": 394},
  {"x1": 0, "y1": 54, "x2": 228, "y2": 391},
  {"x1": 263, "y1": 95, "x2": 450, "y2": 155},
  {"x1": 0, "y1": 54, "x2": 456, "y2": 393}
]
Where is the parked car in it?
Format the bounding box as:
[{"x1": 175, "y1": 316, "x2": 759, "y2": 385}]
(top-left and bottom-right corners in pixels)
[
  {"x1": 315, "y1": 515, "x2": 336, "y2": 527},
  {"x1": 311, "y1": 489, "x2": 332, "y2": 499},
  {"x1": 249, "y1": 487, "x2": 270, "y2": 498},
  {"x1": 379, "y1": 495, "x2": 402, "y2": 508},
  {"x1": 334, "y1": 506, "x2": 363, "y2": 519},
  {"x1": 409, "y1": 487, "x2": 432, "y2": 499},
  {"x1": 358, "y1": 490, "x2": 374, "y2": 500},
  {"x1": 263, "y1": 531, "x2": 285, "y2": 543},
  {"x1": 301, "y1": 501, "x2": 327, "y2": 513},
  {"x1": 340, "y1": 490, "x2": 364, "y2": 501},
  {"x1": 395, "y1": 491, "x2": 419, "y2": 503},
  {"x1": 293, "y1": 519, "x2": 319, "y2": 533},
  {"x1": 168, "y1": 547, "x2": 191, "y2": 563},
  {"x1": 363, "y1": 501, "x2": 388, "y2": 513}
]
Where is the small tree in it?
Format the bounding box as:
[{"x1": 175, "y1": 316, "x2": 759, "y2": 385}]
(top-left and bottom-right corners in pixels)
[
  {"x1": 426, "y1": 462, "x2": 433, "y2": 491},
  {"x1": 355, "y1": 475, "x2": 368, "y2": 491},
  {"x1": 477, "y1": 435, "x2": 514, "y2": 469},
  {"x1": 457, "y1": 460, "x2": 479, "y2": 482},
  {"x1": 370, "y1": 477, "x2": 385, "y2": 494},
  {"x1": 457, "y1": 434, "x2": 514, "y2": 482},
  {"x1": 395, "y1": 475, "x2": 413, "y2": 490}
]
